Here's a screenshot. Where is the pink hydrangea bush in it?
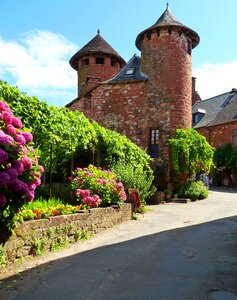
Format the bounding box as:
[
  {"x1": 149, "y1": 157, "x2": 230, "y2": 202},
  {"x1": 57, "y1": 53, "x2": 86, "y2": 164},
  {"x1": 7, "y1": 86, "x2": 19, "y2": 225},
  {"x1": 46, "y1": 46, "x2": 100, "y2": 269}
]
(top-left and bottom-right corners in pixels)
[
  {"x1": 69, "y1": 165, "x2": 127, "y2": 208},
  {"x1": 0, "y1": 100, "x2": 44, "y2": 230}
]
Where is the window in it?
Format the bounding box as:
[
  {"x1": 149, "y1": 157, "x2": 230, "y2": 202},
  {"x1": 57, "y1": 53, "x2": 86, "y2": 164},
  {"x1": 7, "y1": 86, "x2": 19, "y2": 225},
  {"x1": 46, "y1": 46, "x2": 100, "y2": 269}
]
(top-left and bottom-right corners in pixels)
[
  {"x1": 150, "y1": 129, "x2": 159, "y2": 145},
  {"x1": 126, "y1": 68, "x2": 134, "y2": 75},
  {"x1": 81, "y1": 58, "x2": 89, "y2": 66},
  {"x1": 149, "y1": 129, "x2": 159, "y2": 158},
  {"x1": 194, "y1": 114, "x2": 199, "y2": 123},
  {"x1": 232, "y1": 130, "x2": 237, "y2": 145},
  {"x1": 96, "y1": 57, "x2": 104, "y2": 65},
  {"x1": 111, "y1": 58, "x2": 117, "y2": 67}
]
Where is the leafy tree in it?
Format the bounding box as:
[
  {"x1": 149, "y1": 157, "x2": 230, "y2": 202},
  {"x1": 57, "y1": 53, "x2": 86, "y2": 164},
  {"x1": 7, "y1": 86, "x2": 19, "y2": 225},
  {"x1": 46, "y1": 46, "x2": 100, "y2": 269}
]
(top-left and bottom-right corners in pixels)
[
  {"x1": 169, "y1": 128, "x2": 214, "y2": 182},
  {"x1": 214, "y1": 143, "x2": 237, "y2": 174}
]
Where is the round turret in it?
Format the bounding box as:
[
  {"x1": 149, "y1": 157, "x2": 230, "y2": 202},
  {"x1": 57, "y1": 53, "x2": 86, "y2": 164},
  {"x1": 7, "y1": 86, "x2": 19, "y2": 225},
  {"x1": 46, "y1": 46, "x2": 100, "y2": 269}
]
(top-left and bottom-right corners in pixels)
[
  {"x1": 70, "y1": 31, "x2": 126, "y2": 96},
  {"x1": 136, "y1": 4, "x2": 200, "y2": 132}
]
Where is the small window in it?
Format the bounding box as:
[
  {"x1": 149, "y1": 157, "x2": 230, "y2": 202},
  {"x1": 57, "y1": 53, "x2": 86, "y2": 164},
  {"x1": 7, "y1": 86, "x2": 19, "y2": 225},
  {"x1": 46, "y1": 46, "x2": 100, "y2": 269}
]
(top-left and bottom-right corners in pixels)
[
  {"x1": 232, "y1": 130, "x2": 237, "y2": 145},
  {"x1": 168, "y1": 28, "x2": 172, "y2": 35},
  {"x1": 150, "y1": 129, "x2": 159, "y2": 145},
  {"x1": 111, "y1": 58, "x2": 117, "y2": 67},
  {"x1": 126, "y1": 68, "x2": 134, "y2": 75},
  {"x1": 96, "y1": 57, "x2": 104, "y2": 65},
  {"x1": 81, "y1": 58, "x2": 89, "y2": 66},
  {"x1": 194, "y1": 114, "x2": 199, "y2": 123}
]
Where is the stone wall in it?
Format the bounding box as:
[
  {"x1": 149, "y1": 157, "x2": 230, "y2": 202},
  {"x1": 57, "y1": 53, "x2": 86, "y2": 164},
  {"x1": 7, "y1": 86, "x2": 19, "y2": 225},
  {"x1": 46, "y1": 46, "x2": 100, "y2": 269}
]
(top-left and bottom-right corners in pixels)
[
  {"x1": 3, "y1": 204, "x2": 131, "y2": 263},
  {"x1": 196, "y1": 121, "x2": 237, "y2": 148}
]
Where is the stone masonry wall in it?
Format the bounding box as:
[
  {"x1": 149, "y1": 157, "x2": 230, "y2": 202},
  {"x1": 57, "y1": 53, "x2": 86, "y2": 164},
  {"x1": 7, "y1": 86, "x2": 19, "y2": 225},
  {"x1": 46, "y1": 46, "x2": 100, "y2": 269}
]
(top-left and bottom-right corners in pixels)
[
  {"x1": 196, "y1": 121, "x2": 237, "y2": 148},
  {"x1": 3, "y1": 204, "x2": 131, "y2": 263}
]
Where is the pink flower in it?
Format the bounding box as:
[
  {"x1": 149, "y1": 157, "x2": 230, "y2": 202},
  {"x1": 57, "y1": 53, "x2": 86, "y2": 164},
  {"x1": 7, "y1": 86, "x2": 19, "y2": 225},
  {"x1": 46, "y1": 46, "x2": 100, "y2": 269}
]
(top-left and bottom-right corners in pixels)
[
  {"x1": 28, "y1": 183, "x2": 36, "y2": 191},
  {"x1": 12, "y1": 117, "x2": 23, "y2": 129},
  {"x1": 0, "y1": 101, "x2": 10, "y2": 111},
  {"x1": 0, "y1": 148, "x2": 9, "y2": 164},
  {"x1": 6, "y1": 124, "x2": 16, "y2": 135},
  {"x1": 76, "y1": 189, "x2": 90, "y2": 198},
  {"x1": 3, "y1": 111, "x2": 12, "y2": 125},
  {"x1": 0, "y1": 130, "x2": 5, "y2": 136},
  {"x1": 26, "y1": 191, "x2": 34, "y2": 202},
  {"x1": 0, "y1": 135, "x2": 13, "y2": 145},
  {"x1": 97, "y1": 178, "x2": 108, "y2": 184},
  {"x1": 15, "y1": 133, "x2": 26, "y2": 146},
  {"x1": 0, "y1": 193, "x2": 7, "y2": 207},
  {"x1": 11, "y1": 160, "x2": 24, "y2": 175},
  {"x1": 22, "y1": 147, "x2": 28, "y2": 154},
  {"x1": 34, "y1": 178, "x2": 41, "y2": 187},
  {"x1": 116, "y1": 182, "x2": 124, "y2": 189},
  {"x1": 22, "y1": 132, "x2": 33, "y2": 143},
  {"x1": 38, "y1": 165, "x2": 44, "y2": 173},
  {"x1": 84, "y1": 172, "x2": 94, "y2": 177},
  {"x1": 77, "y1": 178, "x2": 83, "y2": 184},
  {"x1": 21, "y1": 155, "x2": 32, "y2": 170}
]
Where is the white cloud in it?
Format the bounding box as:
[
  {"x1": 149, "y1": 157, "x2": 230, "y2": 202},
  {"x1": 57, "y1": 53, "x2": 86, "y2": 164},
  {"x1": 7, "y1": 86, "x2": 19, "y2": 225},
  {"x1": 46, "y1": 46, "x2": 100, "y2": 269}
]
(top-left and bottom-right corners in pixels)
[
  {"x1": 0, "y1": 30, "x2": 78, "y2": 105},
  {"x1": 193, "y1": 60, "x2": 237, "y2": 100}
]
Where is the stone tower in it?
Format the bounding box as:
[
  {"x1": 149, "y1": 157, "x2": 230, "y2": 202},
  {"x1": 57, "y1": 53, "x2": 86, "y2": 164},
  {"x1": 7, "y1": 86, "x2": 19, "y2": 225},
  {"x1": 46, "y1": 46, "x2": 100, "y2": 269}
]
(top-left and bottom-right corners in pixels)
[
  {"x1": 69, "y1": 31, "x2": 126, "y2": 97},
  {"x1": 135, "y1": 4, "x2": 200, "y2": 184}
]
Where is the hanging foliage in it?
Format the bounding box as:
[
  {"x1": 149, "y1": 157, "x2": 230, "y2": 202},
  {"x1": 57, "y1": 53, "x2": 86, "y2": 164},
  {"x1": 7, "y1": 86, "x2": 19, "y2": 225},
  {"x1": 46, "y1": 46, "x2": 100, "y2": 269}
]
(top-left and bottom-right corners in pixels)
[{"x1": 169, "y1": 128, "x2": 214, "y2": 180}]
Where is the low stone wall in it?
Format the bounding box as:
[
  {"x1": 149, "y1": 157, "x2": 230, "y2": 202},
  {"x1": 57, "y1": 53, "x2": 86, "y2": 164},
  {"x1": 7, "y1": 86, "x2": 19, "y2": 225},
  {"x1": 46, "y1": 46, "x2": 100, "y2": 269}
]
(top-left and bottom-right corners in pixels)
[{"x1": 3, "y1": 203, "x2": 132, "y2": 263}]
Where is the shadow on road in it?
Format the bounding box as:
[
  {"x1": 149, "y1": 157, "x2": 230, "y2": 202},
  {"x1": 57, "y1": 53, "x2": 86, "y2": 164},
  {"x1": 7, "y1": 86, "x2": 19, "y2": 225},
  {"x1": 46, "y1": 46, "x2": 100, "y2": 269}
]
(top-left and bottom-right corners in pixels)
[
  {"x1": 210, "y1": 187, "x2": 237, "y2": 194},
  {"x1": 1, "y1": 216, "x2": 237, "y2": 300}
]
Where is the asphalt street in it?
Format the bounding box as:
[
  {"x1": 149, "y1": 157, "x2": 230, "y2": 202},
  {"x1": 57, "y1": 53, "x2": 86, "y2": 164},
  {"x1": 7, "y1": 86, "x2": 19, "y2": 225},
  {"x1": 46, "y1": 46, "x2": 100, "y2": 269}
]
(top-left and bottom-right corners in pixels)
[{"x1": 0, "y1": 188, "x2": 237, "y2": 300}]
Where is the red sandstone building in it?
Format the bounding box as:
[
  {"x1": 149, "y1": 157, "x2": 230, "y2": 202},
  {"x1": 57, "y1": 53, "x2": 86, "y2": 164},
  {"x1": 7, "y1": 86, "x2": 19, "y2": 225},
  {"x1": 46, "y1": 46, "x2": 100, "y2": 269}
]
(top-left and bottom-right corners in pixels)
[
  {"x1": 192, "y1": 89, "x2": 237, "y2": 186},
  {"x1": 66, "y1": 5, "x2": 199, "y2": 184}
]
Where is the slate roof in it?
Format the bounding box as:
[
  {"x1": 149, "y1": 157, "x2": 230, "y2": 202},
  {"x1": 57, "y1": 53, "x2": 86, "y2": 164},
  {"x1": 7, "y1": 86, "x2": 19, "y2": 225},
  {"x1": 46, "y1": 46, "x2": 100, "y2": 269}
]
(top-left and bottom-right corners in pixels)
[
  {"x1": 192, "y1": 89, "x2": 237, "y2": 129},
  {"x1": 136, "y1": 4, "x2": 199, "y2": 50},
  {"x1": 108, "y1": 54, "x2": 148, "y2": 84},
  {"x1": 70, "y1": 32, "x2": 126, "y2": 70}
]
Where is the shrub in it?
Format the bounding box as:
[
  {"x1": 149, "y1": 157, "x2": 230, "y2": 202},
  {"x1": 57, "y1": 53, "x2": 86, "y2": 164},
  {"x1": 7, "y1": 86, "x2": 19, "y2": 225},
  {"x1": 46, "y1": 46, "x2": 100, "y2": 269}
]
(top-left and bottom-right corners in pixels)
[
  {"x1": 69, "y1": 165, "x2": 127, "y2": 207},
  {"x1": 111, "y1": 162, "x2": 156, "y2": 204},
  {"x1": 177, "y1": 180, "x2": 208, "y2": 201},
  {"x1": 0, "y1": 100, "x2": 44, "y2": 232}
]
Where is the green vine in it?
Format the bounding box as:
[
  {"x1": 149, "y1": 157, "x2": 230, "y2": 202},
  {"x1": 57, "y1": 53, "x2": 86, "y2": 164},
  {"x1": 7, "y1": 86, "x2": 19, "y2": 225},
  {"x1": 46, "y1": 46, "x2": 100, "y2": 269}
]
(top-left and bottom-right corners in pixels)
[
  {"x1": 169, "y1": 128, "x2": 214, "y2": 181},
  {"x1": 0, "y1": 81, "x2": 152, "y2": 180}
]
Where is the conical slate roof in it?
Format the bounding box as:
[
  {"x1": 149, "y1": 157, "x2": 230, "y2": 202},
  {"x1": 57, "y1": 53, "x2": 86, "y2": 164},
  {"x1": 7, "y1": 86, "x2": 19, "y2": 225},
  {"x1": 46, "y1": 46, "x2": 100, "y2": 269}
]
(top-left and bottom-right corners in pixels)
[
  {"x1": 70, "y1": 32, "x2": 126, "y2": 70},
  {"x1": 136, "y1": 4, "x2": 199, "y2": 50}
]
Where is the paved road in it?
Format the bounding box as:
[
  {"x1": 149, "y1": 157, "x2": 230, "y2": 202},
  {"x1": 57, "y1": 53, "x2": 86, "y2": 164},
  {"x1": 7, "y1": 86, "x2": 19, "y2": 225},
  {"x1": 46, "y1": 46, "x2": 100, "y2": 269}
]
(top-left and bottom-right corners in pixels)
[{"x1": 0, "y1": 188, "x2": 237, "y2": 300}]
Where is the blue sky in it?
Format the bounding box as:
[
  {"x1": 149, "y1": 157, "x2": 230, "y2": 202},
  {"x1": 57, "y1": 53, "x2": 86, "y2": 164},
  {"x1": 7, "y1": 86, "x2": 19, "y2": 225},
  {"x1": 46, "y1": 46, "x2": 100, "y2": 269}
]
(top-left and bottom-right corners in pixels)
[{"x1": 0, "y1": 0, "x2": 236, "y2": 106}]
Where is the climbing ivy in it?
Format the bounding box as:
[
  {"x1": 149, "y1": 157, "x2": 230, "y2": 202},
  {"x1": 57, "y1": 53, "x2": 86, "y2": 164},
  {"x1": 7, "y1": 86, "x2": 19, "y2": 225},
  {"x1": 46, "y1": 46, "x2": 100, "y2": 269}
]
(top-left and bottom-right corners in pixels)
[{"x1": 169, "y1": 128, "x2": 214, "y2": 181}]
